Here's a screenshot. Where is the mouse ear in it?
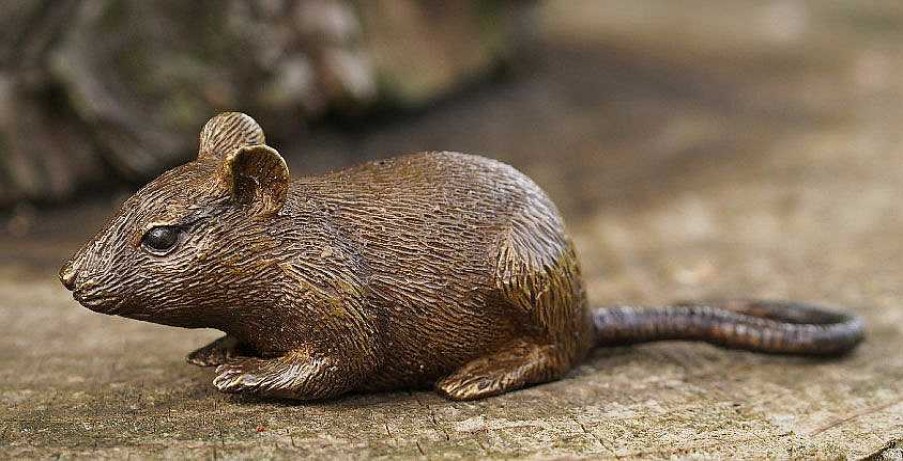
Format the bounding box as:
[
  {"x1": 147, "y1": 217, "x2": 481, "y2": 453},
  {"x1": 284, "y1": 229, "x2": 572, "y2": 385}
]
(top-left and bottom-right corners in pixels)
[
  {"x1": 199, "y1": 112, "x2": 265, "y2": 161},
  {"x1": 221, "y1": 144, "x2": 290, "y2": 215}
]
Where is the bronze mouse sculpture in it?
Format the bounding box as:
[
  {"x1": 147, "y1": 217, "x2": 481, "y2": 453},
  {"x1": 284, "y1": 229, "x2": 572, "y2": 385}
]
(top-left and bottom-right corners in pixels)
[{"x1": 60, "y1": 112, "x2": 864, "y2": 401}]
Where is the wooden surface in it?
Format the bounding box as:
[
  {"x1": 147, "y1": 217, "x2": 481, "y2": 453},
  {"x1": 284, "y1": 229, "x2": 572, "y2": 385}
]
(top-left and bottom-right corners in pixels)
[{"x1": 2, "y1": 1, "x2": 903, "y2": 458}]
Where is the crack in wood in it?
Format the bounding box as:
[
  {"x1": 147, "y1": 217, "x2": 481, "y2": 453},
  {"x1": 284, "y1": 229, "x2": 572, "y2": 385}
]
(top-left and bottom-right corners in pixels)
[{"x1": 807, "y1": 400, "x2": 902, "y2": 436}]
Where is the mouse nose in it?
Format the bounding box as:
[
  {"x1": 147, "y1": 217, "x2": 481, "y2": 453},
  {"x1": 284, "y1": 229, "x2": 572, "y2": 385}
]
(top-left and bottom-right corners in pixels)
[{"x1": 59, "y1": 261, "x2": 77, "y2": 291}]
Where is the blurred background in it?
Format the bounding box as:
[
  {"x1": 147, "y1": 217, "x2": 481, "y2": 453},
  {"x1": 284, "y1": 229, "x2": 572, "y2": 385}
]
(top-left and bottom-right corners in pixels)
[
  {"x1": 2, "y1": 1, "x2": 902, "y2": 458},
  {"x1": 0, "y1": 0, "x2": 537, "y2": 209}
]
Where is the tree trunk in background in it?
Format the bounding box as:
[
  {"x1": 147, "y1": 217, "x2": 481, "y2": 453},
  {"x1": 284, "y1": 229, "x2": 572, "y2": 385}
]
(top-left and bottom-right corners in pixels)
[{"x1": 0, "y1": 0, "x2": 536, "y2": 208}]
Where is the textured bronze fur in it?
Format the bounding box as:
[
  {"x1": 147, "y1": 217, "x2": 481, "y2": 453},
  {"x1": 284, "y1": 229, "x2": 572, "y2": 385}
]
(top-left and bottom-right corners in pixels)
[{"x1": 59, "y1": 113, "x2": 865, "y2": 401}]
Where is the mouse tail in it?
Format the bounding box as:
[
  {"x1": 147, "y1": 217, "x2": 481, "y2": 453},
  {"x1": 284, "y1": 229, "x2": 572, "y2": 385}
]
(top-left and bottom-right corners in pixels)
[{"x1": 592, "y1": 299, "x2": 864, "y2": 356}]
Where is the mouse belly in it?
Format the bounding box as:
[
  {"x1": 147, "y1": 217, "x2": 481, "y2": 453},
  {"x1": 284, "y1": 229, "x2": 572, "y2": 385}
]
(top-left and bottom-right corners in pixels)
[{"x1": 359, "y1": 291, "x2": 537, "y2": 391}]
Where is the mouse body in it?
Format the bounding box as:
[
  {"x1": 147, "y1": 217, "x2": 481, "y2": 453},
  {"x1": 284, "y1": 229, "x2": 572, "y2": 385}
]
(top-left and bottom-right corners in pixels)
[{"x1": 60, "y1": 113, "x2": 864, "y2": 401}]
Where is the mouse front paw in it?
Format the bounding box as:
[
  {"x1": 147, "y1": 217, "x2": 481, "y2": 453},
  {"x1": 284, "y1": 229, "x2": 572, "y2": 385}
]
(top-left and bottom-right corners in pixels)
[
  {"x1": 212, "y1": 359, "x2": 268, "y2": 393},
  {"x1": 211, "y1": 352, "x2": 346, "y2": 400},
  {"x1": 187, "y1": 335, "x2": 245, "y2": 367}
]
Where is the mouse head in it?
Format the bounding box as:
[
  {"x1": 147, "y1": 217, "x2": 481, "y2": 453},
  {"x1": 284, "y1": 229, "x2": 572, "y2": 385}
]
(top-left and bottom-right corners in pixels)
[{"x1": 60, "y1": 112, "x2": 290, "y2": 327}]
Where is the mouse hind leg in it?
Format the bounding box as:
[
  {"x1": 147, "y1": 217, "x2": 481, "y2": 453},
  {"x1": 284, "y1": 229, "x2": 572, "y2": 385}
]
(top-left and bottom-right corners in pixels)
[
  {"x1": 435, "y1": 223, "x2": 595, "y2": 401},
  {"x1": 436, "y1": 338, "x2": 568, "y2": 400},
  {"x1": 495, "y1": 220, "x2": 595, "y2": 371}
]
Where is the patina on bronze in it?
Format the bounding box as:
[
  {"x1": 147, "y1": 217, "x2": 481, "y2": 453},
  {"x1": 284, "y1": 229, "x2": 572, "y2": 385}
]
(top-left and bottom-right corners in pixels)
[{"x1": 59, "y1": 112, "x2": 865, "y2": 401}]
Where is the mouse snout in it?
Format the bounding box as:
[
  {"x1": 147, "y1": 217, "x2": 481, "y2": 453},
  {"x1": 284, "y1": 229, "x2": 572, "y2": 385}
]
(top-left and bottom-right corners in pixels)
[{"x1": 59, "y1": 260, "x2": 78, "y2": 291}]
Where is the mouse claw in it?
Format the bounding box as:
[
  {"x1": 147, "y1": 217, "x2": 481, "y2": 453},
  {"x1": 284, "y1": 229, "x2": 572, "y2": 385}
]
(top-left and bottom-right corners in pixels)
[{"x1": 213, "y1": 361, "x2": 261, "y2": 393}]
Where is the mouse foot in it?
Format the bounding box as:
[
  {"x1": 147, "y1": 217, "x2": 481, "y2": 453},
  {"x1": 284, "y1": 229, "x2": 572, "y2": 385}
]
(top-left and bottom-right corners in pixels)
[
  {"x1": 435, "y1": 340, "x2": 566, "y2": 401},
  {"x1": 187, "y1": 335, "x2": 249, "y2": 367},
  {"x1": 212, "y1": 351, "x2": 355, "y2": 400}
]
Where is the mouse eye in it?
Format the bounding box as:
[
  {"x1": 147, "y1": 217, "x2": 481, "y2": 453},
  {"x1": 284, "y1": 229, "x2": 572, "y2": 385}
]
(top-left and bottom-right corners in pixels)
[{"x1": 141, "y1": 225, "x2": 183, "y2": 254}]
